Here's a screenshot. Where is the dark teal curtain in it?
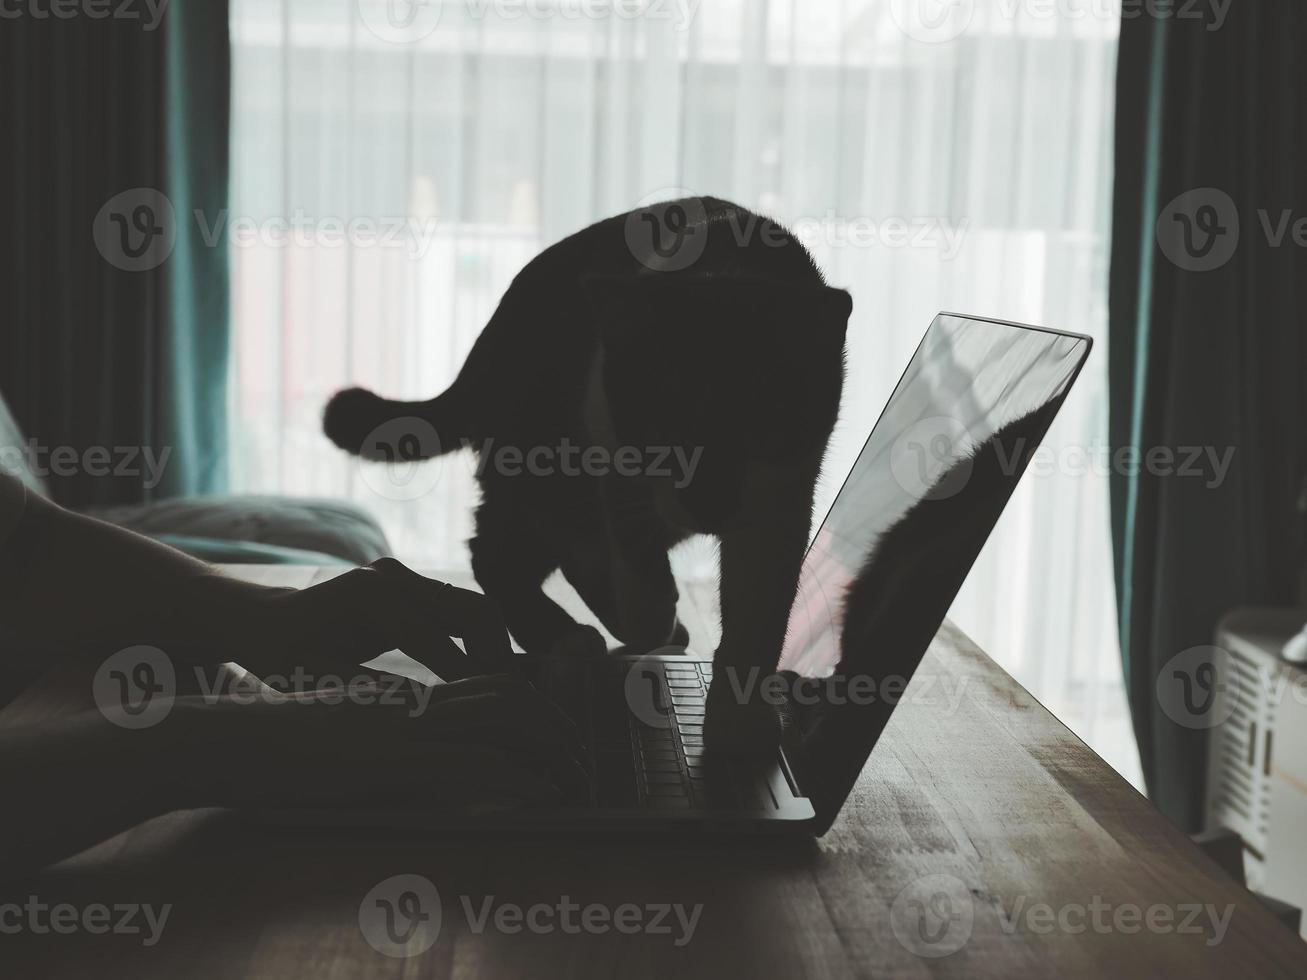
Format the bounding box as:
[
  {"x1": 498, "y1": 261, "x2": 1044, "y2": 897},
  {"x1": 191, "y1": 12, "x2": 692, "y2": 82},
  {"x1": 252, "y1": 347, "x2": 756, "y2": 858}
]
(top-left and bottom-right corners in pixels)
[
  {"x1": 1109, "y1": 4, "x2": 1307, "y2": 830},
  {"x1": 0, "y1": 0, "x2": 230, "y2": 507},
  {"x1": 161, "y1": 0, "x2": 233, "y2": 499}
]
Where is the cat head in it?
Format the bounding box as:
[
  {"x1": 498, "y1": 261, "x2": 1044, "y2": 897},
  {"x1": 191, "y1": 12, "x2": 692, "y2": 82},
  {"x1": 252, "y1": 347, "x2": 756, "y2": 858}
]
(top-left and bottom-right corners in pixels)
[{"x1": 582, "y1": 273, "x2": 851, "y2": 533}]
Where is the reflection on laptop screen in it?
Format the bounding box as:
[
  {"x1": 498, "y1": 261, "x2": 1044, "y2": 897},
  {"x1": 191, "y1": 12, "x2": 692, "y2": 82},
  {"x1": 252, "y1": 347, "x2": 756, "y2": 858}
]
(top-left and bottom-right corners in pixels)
[{"x1": 780, "y1": 314, "x2": 1091, "y2": 828}]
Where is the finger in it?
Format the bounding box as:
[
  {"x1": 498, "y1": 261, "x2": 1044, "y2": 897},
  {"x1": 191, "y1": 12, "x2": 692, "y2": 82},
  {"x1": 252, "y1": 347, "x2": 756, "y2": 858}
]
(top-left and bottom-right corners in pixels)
[
  {"x1": 399, "y1": 624, "x2": 479, "y2": 683},
  {"x1": 364, "y1": 673, "x2": 538, "y2": 719},
  {"x1": 297, "y1": 673, "x2": 532, "y2": 717},
  {"x1": 372, "y1": 561, "x2": 514, "y2": 668},
  {"x1": 367, "y1": 591, "x2": 481, "y2": 682},
  {"x1": 433, "y1": 585, "x2": 515, "y2": 669},
  {"x1": 369, "y1": 561, "x2": 514, "y2": 676},
  {"x1": 424, "y1": 673, "x2": 534, "y2": 703},
  {"x1": 247, "y1": 664, "x2": 403, "y2": 695}
]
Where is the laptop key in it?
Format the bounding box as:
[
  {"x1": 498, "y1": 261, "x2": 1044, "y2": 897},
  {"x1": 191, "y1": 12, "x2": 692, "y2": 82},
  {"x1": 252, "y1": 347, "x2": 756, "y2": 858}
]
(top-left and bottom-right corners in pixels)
[
  {"x1": 643, "y1": 759, "x2": 682, "y2": 774},
  {"x1": 644, "y1": 772, "x2": 683, "y2": 785}
]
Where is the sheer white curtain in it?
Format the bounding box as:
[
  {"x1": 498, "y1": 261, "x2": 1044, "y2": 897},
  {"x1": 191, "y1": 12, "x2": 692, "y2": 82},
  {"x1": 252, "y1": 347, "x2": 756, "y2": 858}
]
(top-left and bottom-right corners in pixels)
[{"x1": 229, "y1": 0, "x2": 1139, "y2": 784}]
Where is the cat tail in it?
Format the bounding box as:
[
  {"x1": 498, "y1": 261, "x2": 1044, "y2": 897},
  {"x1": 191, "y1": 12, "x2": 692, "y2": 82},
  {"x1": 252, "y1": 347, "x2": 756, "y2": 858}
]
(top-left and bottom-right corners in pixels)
[{"x1": 322, "y1": 385, "x2": 469, "y2": 462}]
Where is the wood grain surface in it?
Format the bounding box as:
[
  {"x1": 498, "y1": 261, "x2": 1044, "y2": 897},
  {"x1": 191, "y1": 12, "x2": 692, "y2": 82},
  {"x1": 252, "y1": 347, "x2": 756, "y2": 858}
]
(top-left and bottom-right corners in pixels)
[{"x1": 2, "y1": 566, "x2": 1303, "y2": 978}]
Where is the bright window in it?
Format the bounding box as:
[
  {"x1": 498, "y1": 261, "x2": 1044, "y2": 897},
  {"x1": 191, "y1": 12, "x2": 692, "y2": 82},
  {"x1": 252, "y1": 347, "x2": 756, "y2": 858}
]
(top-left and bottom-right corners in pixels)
[{"x1": 229, "y1": 0, "x2": 1138, "y2": 784}]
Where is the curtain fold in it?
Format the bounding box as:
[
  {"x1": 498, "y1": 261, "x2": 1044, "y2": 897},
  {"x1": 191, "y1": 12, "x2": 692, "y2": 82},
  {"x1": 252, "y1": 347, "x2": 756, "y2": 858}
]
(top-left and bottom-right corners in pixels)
[
  {"x1": 0, "y1": 0, "x2": 230, "y2": 508},
  {"x1": 1109, "y1": 4, "x2": 1307, "y2": 830},
  {"x1": 162, "y1": 0, "x2": 234, "y2": 499}
]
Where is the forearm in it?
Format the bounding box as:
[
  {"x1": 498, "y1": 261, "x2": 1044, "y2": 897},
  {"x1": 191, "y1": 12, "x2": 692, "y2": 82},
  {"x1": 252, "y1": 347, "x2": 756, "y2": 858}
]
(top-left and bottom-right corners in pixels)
[
  {"x1": 0, "y1": 490, "x2": 278, "y2": 665},
  {"x1": 0, "y1": 707, "x2": 201, "y2": 879}
]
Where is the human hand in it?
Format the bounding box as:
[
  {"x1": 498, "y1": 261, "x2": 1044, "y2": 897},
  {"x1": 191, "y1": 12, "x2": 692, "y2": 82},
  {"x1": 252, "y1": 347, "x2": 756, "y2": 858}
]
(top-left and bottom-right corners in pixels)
[{"x1": 221, "y1": 558, "x2": 515, "y2": 686}]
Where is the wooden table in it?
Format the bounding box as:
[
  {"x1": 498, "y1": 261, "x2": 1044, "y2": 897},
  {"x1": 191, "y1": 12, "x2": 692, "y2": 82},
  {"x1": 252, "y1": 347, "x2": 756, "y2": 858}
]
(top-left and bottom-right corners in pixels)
[{"x1": 3, "y1": 566, "x2": 1304, "y2": 978}]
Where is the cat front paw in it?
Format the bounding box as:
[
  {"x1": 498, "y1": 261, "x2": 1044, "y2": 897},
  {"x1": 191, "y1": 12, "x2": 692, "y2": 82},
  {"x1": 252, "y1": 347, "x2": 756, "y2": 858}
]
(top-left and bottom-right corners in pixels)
[
  {"x1": 670, "y1": 620, "x2": 690, "y2": 649},
  {"x1": 549, "y1": 624, "x2": 608, "y2": 659},
  {"x1": 704, "y1": 673, "x2": 783, "y2": 757},
  {"x1": 617, "y1": 618, "x2": 690, "y2": 654}
]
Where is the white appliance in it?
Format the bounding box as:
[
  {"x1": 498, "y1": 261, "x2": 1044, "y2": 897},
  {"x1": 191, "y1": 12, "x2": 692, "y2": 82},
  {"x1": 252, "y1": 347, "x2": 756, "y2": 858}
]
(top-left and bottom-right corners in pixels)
[{"x1": 1205, "y1": 607, "x2": 1307, "y2": 936}]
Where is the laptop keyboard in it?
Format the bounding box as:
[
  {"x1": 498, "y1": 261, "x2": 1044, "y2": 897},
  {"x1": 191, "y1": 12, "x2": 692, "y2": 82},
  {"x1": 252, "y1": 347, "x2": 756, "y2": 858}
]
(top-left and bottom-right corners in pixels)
[
  {"x1": 629, "y1": 661, "x2": 707, "y2": 809},
  {"x1": 530, "y1": 656, "x2": 778, "y2": 812}
]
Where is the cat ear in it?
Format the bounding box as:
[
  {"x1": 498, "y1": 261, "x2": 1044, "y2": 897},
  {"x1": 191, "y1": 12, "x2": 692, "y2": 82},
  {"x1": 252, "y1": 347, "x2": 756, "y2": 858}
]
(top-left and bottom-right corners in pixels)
[
  {"x1": 701, "y1": 277, "x2": 852, "y2": 336},
  {"x1": 755, "y1": 281, "x2": 851, "y2": 348},
  {"x1": 821, "y1": 287, "x2": 853, "y2": 330}
]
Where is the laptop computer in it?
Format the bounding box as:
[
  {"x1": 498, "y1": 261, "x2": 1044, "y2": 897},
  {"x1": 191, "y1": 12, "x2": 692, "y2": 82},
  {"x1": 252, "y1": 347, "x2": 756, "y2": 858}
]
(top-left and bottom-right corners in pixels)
[{"x1": 263, "y1": 313, "x2": 1091, "y2": 836}]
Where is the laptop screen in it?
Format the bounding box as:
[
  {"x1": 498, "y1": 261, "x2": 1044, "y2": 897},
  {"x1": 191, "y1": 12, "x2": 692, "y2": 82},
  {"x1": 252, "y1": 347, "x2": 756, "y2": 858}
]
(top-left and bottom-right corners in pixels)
[{"x1": 780, "y1": 314, "x2": 1091, "y2": 831}]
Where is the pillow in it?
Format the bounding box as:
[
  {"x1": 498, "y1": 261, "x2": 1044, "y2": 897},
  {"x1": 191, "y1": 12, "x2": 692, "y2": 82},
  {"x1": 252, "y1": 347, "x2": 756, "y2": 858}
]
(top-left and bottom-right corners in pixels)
[
  {"x1": 154, "y1": 534, "x2": 350, "y2": 566},
  {"x1": 86, "y1": 495, "x2": 392, "y2": 566},
  {"x1": 0, "y1": 395, "x2": 48, "y2": 498}
]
